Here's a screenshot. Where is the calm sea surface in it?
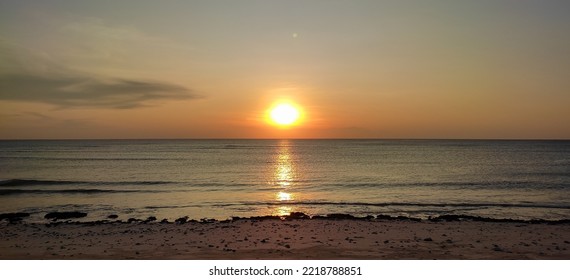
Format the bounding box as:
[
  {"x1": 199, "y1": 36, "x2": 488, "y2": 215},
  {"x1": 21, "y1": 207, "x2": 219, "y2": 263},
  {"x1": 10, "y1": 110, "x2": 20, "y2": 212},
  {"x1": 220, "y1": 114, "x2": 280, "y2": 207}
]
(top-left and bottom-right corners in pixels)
[{"x1": 1, "y1": 140, "x2": 569, "y2": 222}]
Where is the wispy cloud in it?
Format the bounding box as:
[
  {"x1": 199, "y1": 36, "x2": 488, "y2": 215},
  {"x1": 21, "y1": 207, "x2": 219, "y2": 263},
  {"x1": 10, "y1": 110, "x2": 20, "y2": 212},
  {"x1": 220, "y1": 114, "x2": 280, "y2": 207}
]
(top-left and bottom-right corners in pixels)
[
  {"x1": 0, "y1": 73, "x2": 199, "y2": 109},
  {"x1": 0, "y1": 38, "x2": 201, "y2": 109}
]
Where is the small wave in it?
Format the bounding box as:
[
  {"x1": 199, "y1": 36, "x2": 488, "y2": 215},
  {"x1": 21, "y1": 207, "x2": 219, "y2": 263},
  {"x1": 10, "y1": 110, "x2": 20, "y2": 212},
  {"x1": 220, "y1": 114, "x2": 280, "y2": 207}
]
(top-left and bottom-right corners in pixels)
[
  {"x1": 0, "y1": 189, "x2": 150, "y2": 195},
  {"x1": 189, "y1": 182, "x2": 253, "y2": 187},
  {"x1": 222, "y1": 144, "x2": 249, "y2": 149},
  {"x1": 140, "y1": 201, "x2": 570, "y2": 211},
  {"x1": 0, "y1": 179, "x2": 175, "y2": 187},
  {"x1": 144, "y1": 205, "x2": 206, "y2": 209},
  {"x1": 0, "y1": 156, "x2": 173, "y2": 161},
  {"x1": 326, "y1": 180, "x2": 569, "y2": 189},
  {"x1": 212, "y1": 201, "x2": 570, "y2": 210},
  {"x1": 516, "y1": 172, "x2": 570, "y2": 177},
  {"x1": 0, "y1": 179, "x2": 80, "y2": 186}
]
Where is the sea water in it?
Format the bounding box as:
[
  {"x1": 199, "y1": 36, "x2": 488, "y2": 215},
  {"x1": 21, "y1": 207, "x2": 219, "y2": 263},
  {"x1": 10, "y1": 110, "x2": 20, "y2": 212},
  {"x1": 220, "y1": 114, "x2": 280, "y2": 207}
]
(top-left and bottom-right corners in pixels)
[{"x1": 1, "y1": 139, "x2": 569, "y2": 223}]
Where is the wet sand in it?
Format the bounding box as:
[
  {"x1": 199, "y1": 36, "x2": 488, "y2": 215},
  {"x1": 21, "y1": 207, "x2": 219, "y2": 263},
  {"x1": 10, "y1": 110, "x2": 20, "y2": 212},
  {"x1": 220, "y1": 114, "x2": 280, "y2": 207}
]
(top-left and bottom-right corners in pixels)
[{"x1": 1, "y1": 218, "x2": 569, "y2": 259}]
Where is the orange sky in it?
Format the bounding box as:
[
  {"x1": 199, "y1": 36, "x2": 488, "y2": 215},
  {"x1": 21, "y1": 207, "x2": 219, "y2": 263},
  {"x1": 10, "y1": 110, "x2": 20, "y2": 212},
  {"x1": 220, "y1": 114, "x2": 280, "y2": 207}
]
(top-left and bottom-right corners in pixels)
[{"x1": 1, "y1": 1, "x2": 569, "y2": 139}]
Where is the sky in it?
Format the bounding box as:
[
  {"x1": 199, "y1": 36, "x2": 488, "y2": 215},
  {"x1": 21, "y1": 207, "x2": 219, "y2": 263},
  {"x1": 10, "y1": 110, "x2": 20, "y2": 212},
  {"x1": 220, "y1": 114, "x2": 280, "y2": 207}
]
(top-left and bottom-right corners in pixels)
[{"x1": 1, "y1": 0, "x2": 569, "y2": 139}]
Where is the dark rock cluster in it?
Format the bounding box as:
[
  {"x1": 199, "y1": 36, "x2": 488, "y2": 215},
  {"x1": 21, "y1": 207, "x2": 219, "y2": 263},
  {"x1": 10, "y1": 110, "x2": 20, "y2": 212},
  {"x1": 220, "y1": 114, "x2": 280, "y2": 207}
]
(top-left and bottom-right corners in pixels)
[
  {"x1": 0, "y1": 212, "x2": 30, "y2": 223},
  {"x1": 44, "y1": 211, "x2": 87, "y2": 220}
]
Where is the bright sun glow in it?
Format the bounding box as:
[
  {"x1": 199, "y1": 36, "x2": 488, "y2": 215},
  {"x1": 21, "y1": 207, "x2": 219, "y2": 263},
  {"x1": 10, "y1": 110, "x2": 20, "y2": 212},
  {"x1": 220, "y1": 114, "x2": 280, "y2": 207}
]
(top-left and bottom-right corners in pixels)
[
  {"x1": 270, "y1": 103, "x2": 300, "y2": 125},
  {"x1": 277, "y1": 191, "x2": 292, "y2": 201}
]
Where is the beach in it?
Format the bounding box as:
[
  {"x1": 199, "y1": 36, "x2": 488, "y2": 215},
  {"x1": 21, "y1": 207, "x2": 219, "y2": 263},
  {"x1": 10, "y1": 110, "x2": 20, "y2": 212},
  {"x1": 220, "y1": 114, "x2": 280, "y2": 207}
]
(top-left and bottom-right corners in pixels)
[
  {"x1": 1, "y1": 140, "x2": 568, "y2": 260},
  {"x1": 1, "y1": 216, "x2": 569, "y2": 260}
]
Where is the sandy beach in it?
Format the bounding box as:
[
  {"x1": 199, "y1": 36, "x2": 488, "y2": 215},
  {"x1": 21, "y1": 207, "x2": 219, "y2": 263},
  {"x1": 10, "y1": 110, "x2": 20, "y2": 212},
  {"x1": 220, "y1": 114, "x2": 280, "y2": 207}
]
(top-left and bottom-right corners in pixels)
[{"x1": 1, "y1": 216, "x2": 569, "y2": 260}]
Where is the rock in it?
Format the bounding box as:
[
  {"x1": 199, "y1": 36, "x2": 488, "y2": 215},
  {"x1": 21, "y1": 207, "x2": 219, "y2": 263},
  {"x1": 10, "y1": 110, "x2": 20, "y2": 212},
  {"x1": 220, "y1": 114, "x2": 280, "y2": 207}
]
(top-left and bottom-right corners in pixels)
[
  {"x1": 44, "y1": 211, "x2": 87, "y2": 220},
  {"x1": 145, "y1": 216, "x2": 157, "y2": 222},
  {"x1": 546, "y1": 219, "x2": 570, "y2": 225},
  {"x1": 376, "y1": 214, "x2": 421, "y2": 222},
  {"x1": 376, "y1": 214, "x2": 395, "y2": 220},
  {"x1": 107, "y1": 214, "x2": 119, "y2": 219},
  {"x1": 250, "y1": 215, "x2": 281, "y2": 221},
  {"x1": 287, "y1": 212, "x2": 310, "y2": 219},
  {"x1": 326, "y1": 213, "x2": 356, "y2": 220},
  {"x1": 160, "y1": 219, "x2": 169, "y2": 224},
  {"x1": 430, "y1": 214, "x2": 533, "y2": 223},
  {"x1": 492, "y1": 245, "x2": 504, "y2": 252},
  {"x1": 0, "y1": 212, "x2": 30, "y2": 222},
  {"x1": 127, "y1": 218, "x2": 141, "y2": 223},
  {"x1": 398, "y1": 216, "x2": 421, "y2": 222},
  {"x1": 175, "y1": 216, "x2": 189, "y2": 224},
  {"x1": 310, "y1": 215, "x2": 327, "y2": 220},
  {"x1": 424, "y1": 237, "x2": 433, "y2": 242}
]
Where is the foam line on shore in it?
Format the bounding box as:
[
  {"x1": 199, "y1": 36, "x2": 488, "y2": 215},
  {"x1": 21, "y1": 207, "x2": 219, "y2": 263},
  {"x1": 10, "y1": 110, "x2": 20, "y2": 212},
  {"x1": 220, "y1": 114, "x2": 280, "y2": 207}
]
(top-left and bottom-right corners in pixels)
[{"x1": 2, "y1": 211, "x2": 569, "y2": 225}]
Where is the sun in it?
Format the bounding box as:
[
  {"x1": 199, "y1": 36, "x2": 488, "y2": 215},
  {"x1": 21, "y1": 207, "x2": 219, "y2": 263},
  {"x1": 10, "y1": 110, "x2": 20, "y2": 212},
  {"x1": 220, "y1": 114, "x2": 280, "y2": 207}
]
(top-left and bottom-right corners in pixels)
[{"x1": 269, "y1": 103, "x2": 300, "y2": 126}]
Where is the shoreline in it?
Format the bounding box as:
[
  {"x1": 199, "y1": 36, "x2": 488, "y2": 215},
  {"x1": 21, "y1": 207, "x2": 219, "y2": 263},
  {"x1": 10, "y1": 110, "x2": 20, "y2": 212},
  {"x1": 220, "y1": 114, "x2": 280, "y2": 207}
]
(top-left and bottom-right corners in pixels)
[
  {"x1": 1, "y1": 213, "x2": 569, "y2": 260},
  {"x1": 2, "y1": 211, "x2": 570, "y2": 224}
]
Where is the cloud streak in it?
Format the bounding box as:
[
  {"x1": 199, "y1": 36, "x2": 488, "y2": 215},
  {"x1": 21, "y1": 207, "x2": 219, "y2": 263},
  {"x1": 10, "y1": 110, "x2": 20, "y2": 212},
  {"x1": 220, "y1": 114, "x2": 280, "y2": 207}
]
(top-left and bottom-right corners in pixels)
[
  {"x1": 0, "y1": 73, "x2": 200, "y2": 109},
  {"x1": 0, "y1": 38, "x2": 201, "y2": 109}
]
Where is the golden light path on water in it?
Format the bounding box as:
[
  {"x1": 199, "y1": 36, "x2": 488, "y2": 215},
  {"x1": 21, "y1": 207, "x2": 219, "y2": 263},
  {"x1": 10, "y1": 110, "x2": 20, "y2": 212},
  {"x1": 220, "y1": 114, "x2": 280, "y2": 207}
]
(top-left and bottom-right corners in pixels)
[{"x1": 272, "y1": 140, "x2": 296, "y2": 216}]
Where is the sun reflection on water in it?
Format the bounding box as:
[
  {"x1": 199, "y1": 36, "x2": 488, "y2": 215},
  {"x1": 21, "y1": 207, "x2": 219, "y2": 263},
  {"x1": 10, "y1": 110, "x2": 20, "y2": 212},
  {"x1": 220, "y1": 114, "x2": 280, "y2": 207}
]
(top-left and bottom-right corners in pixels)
[
  {"x1": 276, "y1": 191, "x2": 292, "y2": 201},
  {"x1": 272, "y1": 206, "x2": 294, "y2": 217},
  {"x1": 271, "y1": 140, "x2": 296, "y2": 216},
  {"x1": 274, "y1": 140, "x2": 295, "y2": 190},
  {"x1": 275, "y1": 146, "x2": 293, "y2": 188}
]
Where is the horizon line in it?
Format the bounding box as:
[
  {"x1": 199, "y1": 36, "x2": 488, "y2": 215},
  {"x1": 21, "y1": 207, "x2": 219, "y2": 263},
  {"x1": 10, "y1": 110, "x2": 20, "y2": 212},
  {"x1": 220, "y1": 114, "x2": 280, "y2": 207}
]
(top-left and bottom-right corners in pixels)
[{"x1": 0, "y1": 137, "x2": 569, "y2": 141}]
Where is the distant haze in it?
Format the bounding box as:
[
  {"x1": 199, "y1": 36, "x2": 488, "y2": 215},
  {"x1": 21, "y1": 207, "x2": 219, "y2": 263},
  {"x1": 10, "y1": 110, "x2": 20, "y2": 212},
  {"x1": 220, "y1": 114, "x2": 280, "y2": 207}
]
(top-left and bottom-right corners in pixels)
[{"x1": 1, "y1": 1, "x2": 569, "y2": 139}]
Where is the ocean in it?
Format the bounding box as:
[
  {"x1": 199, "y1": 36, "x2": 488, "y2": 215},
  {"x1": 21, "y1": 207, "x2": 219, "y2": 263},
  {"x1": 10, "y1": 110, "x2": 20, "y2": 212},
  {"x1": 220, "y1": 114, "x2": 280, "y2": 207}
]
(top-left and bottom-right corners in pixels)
[{"x1": 1, "y1": 139, "x2": 569, "y2": 223}]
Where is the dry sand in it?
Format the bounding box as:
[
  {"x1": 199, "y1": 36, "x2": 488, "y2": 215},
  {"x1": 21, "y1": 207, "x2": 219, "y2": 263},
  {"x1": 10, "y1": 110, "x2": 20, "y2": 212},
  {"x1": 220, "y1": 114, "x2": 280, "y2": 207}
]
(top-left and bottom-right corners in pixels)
[{"x1": 1, "y1": 219, "x2": 569, "y2": 259}]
